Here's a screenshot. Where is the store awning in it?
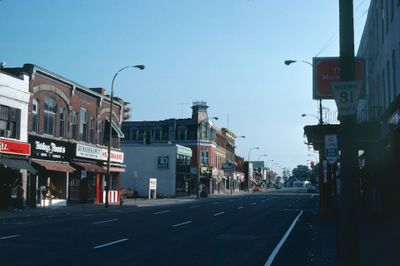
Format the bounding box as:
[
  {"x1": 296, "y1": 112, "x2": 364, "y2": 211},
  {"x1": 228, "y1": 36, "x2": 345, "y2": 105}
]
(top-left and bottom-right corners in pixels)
[
  {"x1": 31, "y1": 159, "x2": 76, "y2": 173},
  {"x1": 105, "y1": 118, "x2": 124, "y2": 138},
  {"x1": 0, "y1": 157, "x2": 38, "y2": 175},
  {"x1": 102, "y1": 166, "x2": 126, "y2": 173},
  {"x1": 72, "y1": 161, "x2": 106, "y2": 173}
]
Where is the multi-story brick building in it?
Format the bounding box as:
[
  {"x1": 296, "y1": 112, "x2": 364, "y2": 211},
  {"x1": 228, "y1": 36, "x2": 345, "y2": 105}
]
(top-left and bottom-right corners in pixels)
[
  {"x1": 121, "y1": 101, "x2": 242, "y2": 195},
  {"x1": 4, "y1": 64, "x2": 126, "y2": 207}
]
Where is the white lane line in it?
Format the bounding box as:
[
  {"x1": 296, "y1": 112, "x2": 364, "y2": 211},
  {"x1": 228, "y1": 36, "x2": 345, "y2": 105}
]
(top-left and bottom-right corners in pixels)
[
  {"x1": 284, "y1": 209, "x2": 300, "y2": 211},
  {"x1": 310, "y1": 194, "x2": 315, "y2": 198},
  {"x1": 238, "y1": 206, "x2": 244, "y2": 210},
  {"x1": 93, "y1": 238, "x2": 128, "y2": 249},
  {"x1": 261, "y1": 200, "x2": 265, "y2": 203},
  {"x1": 172, "y1": 221, "x2": 192, "y2": 227},
  {"x1": 0, "y1": 234, "x2": 20, "y2": 240},
  {"x1": 264, "y1": 210, "x2": 304, "y2": 266},
  {"x1": 189, "y1": 205, "x2": 200, "y2": 209},
  {"x1": 154, "y1": 210, "x2": 171, "y2": 215},
  {"x1": 213, "y1": 211, "x2": 225, "y2": 217},
  {"x1": 251, "y1": 203, "x2": 257, "y2": 206},
  {"x1": 92, "y1": 219, "x2": 119, "y2": 225}
]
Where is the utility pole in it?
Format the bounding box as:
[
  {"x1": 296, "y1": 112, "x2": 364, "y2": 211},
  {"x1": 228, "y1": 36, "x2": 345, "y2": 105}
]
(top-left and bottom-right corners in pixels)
[{"x1": 338, "y1": 0, "x2": 359, "y2": 265}]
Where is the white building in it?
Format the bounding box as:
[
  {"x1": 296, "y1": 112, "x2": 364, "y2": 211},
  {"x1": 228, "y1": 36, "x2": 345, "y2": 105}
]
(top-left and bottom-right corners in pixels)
[{"x1": 120, "y1": 143, "x2": 192, "y2": 197}]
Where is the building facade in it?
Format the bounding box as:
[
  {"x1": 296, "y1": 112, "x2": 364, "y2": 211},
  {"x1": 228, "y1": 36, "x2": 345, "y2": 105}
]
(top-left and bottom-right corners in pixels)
[
  {"x1": 120, "y1": 143, "x2": 192, "y2": 197},
  {"x1": 121, "y1": 101, "x2": 241, "y2": 195},
  {"x1": 0, "y1": 69, "x2": 37, "y2": 209},
  {"x1": 3, "y1": 64, "x2": 126, "y2": 207},
  {"x1": 355, "y1": 0, "x2": 399, "y2": 217}
]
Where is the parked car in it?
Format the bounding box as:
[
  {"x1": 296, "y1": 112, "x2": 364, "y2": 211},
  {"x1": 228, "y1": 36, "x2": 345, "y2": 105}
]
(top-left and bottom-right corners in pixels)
[
  {"x1": 252, "y1": 186, "x2": 261, "y2": 192},
  {"x1": 307, "y1": 184, "x2": 317, "y2": 193}
]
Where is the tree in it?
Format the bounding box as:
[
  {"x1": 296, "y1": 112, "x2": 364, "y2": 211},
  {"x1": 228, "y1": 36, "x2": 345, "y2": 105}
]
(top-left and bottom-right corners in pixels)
[{"x1": 291, "y1": 165, "x2": 312, "y2": 181}]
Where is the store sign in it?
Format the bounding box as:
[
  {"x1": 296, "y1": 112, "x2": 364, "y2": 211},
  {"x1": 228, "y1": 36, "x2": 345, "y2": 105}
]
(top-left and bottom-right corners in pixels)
[
  {"x1": 75, "y1": 143, "x2": 124, "y2": 163},
  {"x1": 313, "y1": 57, "x2": 364, "y2": 99},
  {"x1": 29, "y1": 136, "x2": 68, "y2": 160},
  {"x1": 177, "y1": 145, "x2": 192, "y2": 157},
  {"x1": 0, "y1": 138, "x2": 31, "y2": 156},
  {"x1": 158, "y1": 156, "x2": 169, "y2": 169}
]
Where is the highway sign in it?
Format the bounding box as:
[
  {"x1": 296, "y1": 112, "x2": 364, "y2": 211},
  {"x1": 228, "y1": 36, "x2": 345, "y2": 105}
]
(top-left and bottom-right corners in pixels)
[
  {"x1": 331, "y1": 81, "x2": 361, "y2": 117},
  {"x1": 325, "y1": 134, "x2": 338, "y2": 165}
]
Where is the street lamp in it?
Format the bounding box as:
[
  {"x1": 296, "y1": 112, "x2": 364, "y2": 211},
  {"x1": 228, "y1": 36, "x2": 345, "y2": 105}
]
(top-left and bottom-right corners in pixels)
[
  {"x1": 257, "y1": 154, "x2": 268, "y2": 161},
  {"x1": 197, "y1": 116, "x2": 218, "y2": 198},
  {"x1": 247, "y1": 146, "x2": 259, "y2": 161},
  {"x1": 285, "y1": 59, "x2": 324, "y2": 125},
  {"x1": 105, "y1": 64, "x2": 145, "y2": 208}
]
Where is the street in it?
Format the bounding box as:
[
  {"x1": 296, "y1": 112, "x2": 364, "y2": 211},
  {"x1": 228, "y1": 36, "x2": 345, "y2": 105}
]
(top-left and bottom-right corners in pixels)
[{"x1": 0, "y1": 190, "x2": 320, "y2": 266}]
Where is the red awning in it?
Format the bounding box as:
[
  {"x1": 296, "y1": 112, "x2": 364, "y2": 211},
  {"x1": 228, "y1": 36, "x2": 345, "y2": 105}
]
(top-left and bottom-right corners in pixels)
[
  {"x1": 72, "y1": 162, "x2": 106, "y2": 173},
  {"x1": 31, "y1": 159, "x2": 76, "y2": 173}
]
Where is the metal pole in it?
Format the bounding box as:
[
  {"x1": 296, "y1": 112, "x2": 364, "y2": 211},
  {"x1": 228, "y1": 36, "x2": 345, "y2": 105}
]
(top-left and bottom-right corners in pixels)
[
  {"x1": 338, "y1": 1, "x2": 359, "y2": 265},
  {"x1": 105, "y1": 65, "x2": 144, "y2": 208}
]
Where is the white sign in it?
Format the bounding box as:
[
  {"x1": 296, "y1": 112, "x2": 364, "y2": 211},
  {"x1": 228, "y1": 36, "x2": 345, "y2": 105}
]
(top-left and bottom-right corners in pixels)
[
  {"x1": 331, "y1": 81, "x2": 361, "y2": 117},
  {"x1": 149, "y1": 178, "x2": 157, "y2": 190},
  {"x1": 76, "y1": 143, "x2": 124, "y2": 163},
  {"x1": 325, "y1": 134, "x2": 338, "y2": 165}
]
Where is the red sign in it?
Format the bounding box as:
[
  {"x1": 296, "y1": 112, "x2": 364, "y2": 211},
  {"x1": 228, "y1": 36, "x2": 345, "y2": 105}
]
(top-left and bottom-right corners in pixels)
[
  {"x1": 0, "y1": 138, "x2": 31, "y2": 156},
  {"x1": 313, "y1": 57, "x2": 364, "y2": 99}
]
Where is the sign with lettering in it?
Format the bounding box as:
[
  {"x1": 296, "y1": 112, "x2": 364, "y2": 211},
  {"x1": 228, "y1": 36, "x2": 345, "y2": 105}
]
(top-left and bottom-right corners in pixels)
[
  {"x1": 331, "y1": 81, "x2": 361, "y2": 117},
  {"x1": 158, "y1": 156, "x2": 169, "y2": 169},
  {"x1": 29, "y1": 135, "x2": 69, "y2": 160},
  {"x1": 313, "y1": 57, "x2": 364, "y2": 99},
  {"x1": 75, "y1": 143, "x2": 124, "y2": 163},
  {"x1": 324, "y1": 134, "x2": 338, "y2": 165},
  {"x1": 0, "y1": 138, "x2": 31, "y2": 156}
]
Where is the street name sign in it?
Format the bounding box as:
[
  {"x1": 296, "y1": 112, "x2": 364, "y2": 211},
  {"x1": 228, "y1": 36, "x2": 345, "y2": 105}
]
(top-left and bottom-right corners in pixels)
[{"x1": 331, "y1": 81, "x2": 361, "y2": 118}]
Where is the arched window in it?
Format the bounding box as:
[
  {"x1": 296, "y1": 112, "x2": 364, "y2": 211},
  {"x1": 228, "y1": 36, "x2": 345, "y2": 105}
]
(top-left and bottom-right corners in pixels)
[
  {"x1": 177, "y1": 126, "x2": 187, "y2": 140},
  {"x1": 59, "y1": 107, "x2": 67, "y2": 138},
  {"x1": 44, "y1": 96, "x2": 56, "y2": 135}
]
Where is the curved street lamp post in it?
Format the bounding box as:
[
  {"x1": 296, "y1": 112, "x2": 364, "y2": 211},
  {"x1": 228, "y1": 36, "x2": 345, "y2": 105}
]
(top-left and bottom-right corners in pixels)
[{"x1": 105, "y1": 64, "x2": 145, "y2": 208}]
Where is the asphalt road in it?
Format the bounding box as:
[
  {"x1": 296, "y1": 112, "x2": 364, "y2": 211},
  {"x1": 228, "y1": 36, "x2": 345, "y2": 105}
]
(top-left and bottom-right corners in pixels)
[{"x1": 0, "y1": 190, "x2": 319, "y2": 266}]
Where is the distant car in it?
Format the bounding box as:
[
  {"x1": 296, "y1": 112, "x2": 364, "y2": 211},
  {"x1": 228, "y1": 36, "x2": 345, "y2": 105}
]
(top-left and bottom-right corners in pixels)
[
  {"x1": 307, "y1": 185, "x2": 317, "y2": 193},
  {"x1": 252, "y1": 186, "x2": 261, "y2": 192}
]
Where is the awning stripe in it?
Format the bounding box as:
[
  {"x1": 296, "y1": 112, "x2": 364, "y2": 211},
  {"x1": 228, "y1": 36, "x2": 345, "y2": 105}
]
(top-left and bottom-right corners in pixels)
[{"x1": 72, "y1": 161, "x2": 106, "y2": 173}]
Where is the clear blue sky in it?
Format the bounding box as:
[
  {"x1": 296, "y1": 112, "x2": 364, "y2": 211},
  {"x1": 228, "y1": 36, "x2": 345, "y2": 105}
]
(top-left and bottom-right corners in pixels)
[{"x1": 0, "y1": 0, "x2": 370, "y2": 172}]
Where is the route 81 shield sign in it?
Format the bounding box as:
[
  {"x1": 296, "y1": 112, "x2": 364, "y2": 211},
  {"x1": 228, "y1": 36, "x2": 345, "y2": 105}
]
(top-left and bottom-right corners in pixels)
[{"x1": 331, "y1": 81, "x2": 361, "y2": 118}]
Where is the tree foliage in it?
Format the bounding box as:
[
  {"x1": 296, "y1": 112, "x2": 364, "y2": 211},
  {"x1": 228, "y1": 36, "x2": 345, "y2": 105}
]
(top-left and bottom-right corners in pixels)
[{"x1": 291, "y1": 165, "x2": 312, "y2": 181}]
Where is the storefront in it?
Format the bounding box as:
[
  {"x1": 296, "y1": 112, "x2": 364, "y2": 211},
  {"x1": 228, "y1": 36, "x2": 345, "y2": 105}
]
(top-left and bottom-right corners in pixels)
[
  {"x1": 0, "y1": 138, "x2": 37, "y2": 209},
  {"x1": 72, "y1": 143, "x2": 124, "y2": 204},
  {"x1": 29, "y1": 135, "x2": 75, "y2": 207}
]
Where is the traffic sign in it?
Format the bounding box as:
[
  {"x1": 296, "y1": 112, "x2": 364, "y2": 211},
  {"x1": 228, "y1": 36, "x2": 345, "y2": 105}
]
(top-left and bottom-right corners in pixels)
[
  {"x1": 331, "y1": 81, "x2": 361, "y2": 117},
  {"x1": 325, "y1": 134, "x2": 338, "y2": 165}
]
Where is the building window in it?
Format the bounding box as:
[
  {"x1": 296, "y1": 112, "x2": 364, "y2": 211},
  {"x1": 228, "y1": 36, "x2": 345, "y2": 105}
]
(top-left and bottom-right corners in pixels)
[
  {"x1": 90, "y1": 117, "x2": 95, "y2": 144},
  {"x1": 0, "y1": 105, "x2": 20, "y2": 139},
  {"x1": 79, "y1": 108, "x2": 88, "y2": 142},
  {"x1": 59, "y1": 107, "x2": 66, "y2": 138},
  {"x1": 153, "y1": 126, "x2": 162, "y2": 141},
  {"x1": 44, "y1": 96, "x2": 56, "y2": 135},
  {"x1": 387, "y1": 61, "x2": 392, "y2": 103},
  {"x1": 177, "y1": 126, "x2": 187, "y2": 140},
  {"x1": 201, "y1": 149, "x2": 209, "y2": 165},
  {"x1": 32, "y1": 99, "x2": 39, "y2": 133},
  {"x1": 72, "y1": 111, "x2": 78, "y2": 140},
  {"x1": 201, "y1": 124, "x2": 208, "y2": 139},
  {"x1": 132, "y1": 127, "x2": 139, "y2": 140}
]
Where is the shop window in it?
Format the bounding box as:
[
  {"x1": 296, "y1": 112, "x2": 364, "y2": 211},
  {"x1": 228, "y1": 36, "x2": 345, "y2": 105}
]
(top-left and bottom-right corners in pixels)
[
  {"x1": 44, "y1": 96, "x2": 56, "y2": 135},
  {"x1": 59, "y1": 107, "x2": 67, "y2": 138},
  {"x1": 79, "y1": 108, "x2": 88, "y2": 142},
  {"x1": 201, "y1": 149, "x2": 209, "y2": 165},
  {"x1": 0, "y1": 105, "x2": 20, "y2": 139},
  {"x1": 32, "y1": 99, "x2": 39, "y2": 133}
]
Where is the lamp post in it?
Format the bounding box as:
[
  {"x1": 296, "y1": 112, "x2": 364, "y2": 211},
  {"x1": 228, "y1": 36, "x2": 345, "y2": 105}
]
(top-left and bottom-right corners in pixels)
[
  {"x1": 105, "y1": 64, "x2": 145, "y2": 208},
  {"x1": 197, "y1": 116, "x2": 218, "y2": 199}
]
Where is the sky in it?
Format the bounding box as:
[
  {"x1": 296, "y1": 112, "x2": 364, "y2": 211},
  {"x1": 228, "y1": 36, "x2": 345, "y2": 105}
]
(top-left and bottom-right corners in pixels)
[{"x1": 0, "y1": 0, "x2": 370, "y2": 173}]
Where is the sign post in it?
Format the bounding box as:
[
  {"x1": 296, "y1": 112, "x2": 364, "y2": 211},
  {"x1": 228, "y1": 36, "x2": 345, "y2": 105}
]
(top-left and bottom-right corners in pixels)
[{"x1": 149, "y1": 178, "x2": 157, "y2": 199}]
